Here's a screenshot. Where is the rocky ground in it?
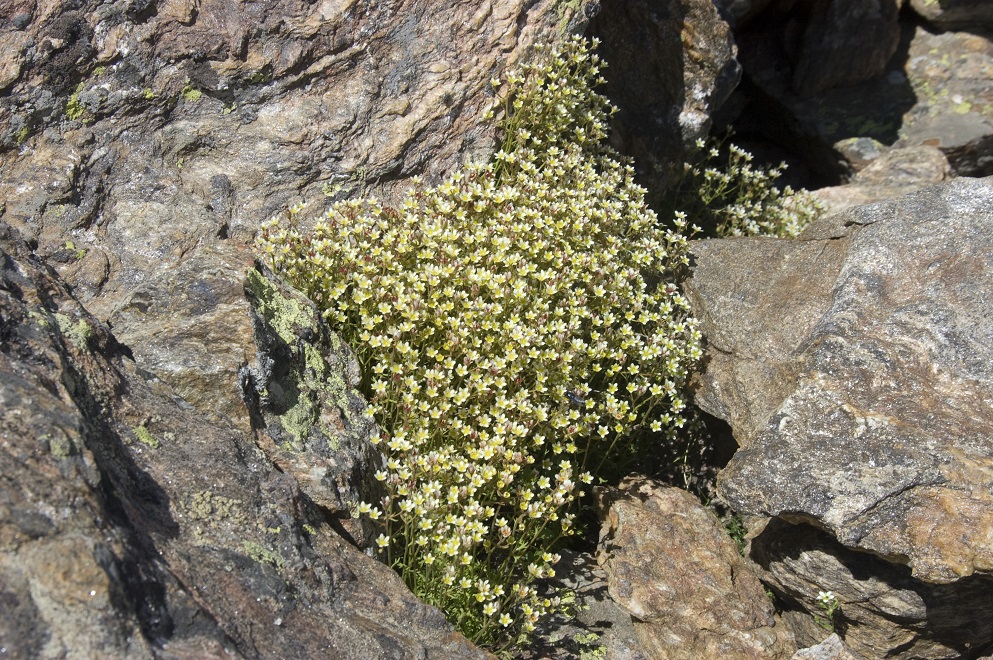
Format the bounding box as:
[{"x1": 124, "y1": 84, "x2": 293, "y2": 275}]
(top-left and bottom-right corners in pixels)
[{"x1": 2, "y1": 0, "x2": 993, "y2": 658}]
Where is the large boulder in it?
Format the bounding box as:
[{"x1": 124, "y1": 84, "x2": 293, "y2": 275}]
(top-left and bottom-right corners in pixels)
[
  {"x1": 685, "y1": 176, "x2": 993, "y2": 657},
  {"x1": 0, "y1": 222, "x2": 486, "y2": 657}
]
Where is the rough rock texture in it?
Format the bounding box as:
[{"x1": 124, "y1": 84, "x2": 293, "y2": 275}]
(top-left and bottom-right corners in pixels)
[
  {"x1": 589, "y1": 0, "x2": 740, "y2": 194},
  {"x1": 790, "y1": 0, "x2": 902, "y2": 97},
  {"x1": 813, "y1": 145, "x2": 951, "y2": 213},
  {"x1": 521, "y1": 549, "x2": 648, "y2": 660},
  {"x1": 791, "y1": 633, "x2": 859, "y2": 660},
  {"x1": 596, "y1": 477, "x2": 796, "y2": 659},
  {"x1": 241, "y1": 263, "x2": 385, "y2": 543},
  {"x1": 0, "y1": 0, "x2": 597, "y2": 323},
  {"x1": 909, "y1": 0, "x2": 993, "y2": 31},
  {"x1": 0, "y1": 222, "x2": 487, "y2": 658},
  {"x1": 894, "y1": 27, "x2": 993, "y2": 176},
  {"x1": 686, "y1": 177, "x2": 993, "y2": 657},
  {"x1": 753, "y1": 520, "x2": 993, "y2": 659},
  {"x1": 732, "y1": 14, "x2": 993, "y2": 181}
]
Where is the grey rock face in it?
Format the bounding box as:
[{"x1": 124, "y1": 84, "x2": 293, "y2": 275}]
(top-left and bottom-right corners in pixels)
[
  {"x1": 791, "y1": 633, "x2": 858, "y2": 660},
  {"x1": 754, "y1": 520, "x2": 993, "y2": 659},
  {"x1": 0, "y1": 221, "x2": 487, "y2": 657},
  {"x1": 0, "y1": 0, "x2": 597, "y2": 328},
  {"x1": 686, "y1": 177, "x2": 993, "y2": 657}
]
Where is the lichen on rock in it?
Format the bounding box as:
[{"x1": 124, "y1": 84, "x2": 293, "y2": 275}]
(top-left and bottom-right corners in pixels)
[{"x1": 242, "y1": 264, "x2": 383, "y2": 539}]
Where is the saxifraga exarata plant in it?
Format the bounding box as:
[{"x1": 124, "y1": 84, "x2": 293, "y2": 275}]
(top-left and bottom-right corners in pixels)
[{"x1": 257, "y1": 35, "x2": 702, "y2": 652}]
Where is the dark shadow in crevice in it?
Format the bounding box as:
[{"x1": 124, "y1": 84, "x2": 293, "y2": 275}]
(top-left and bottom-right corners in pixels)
[{"x1": 750, "y1": 517, "x2": 993, "y2": 658}]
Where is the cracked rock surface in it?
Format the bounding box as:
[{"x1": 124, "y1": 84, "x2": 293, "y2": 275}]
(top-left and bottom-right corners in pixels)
[{"x1": 686, "y1": 176, "x2": 993, "y2": 658}]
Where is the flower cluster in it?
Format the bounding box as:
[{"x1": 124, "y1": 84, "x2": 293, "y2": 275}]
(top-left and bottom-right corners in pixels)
[
  {"x1": 675, "y1": 139, "x2": 824, "y2": 238},
  {"x1": 257, "y1": 36, "x2": 701, "y2": 650}
]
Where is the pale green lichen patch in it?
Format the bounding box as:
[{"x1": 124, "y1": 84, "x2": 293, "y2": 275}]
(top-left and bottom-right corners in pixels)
[
  {"x1": 179, "y1": 490, "x2": 251, "y2": 546},
  {"x1": 245, "y1": 268, "x2": 352, "y2": 451},
  {"x1": 54, "y1": 313, "x2": 94, "y2": 351},
  {"x1": 245, "y1": 267, "x2": 319, "y2": 347},
  {"x1": 45, "y1": 432, "x2": 76, "y2": 458},
  {"x1": 241, "y1": 540, "x2": 284, "y2": 568},
  {"x1": 555, "y1": 0, "x2": 584, "y2": 32},
  {"x1": 180, "y1": 83, "x2": 203, "y2": 103},
  {"x1": 186, "y1": 490, "x2": 243, "y2": 522},
  {"x1": 132, "y1": 424, "x2": 160, "y2": 449}
]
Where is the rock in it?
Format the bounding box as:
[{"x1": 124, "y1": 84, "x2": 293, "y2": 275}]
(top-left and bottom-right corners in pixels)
[
  {"x1": 909, "y1": 0, "x2": 993, "y2": 31},
  {"x1": 241, "y1": 262, "x2": 385, "y2": 543},
  {"x1": 754, "y1": 520, "x2": 993, "y2": 659},
  {"x1": 791, "y1": 633, "x2": 858, "y2": 660},
  {"x1": 813, "y1": 145, "x2": 951, "y2": 213},
  {"x1": 521, "y1": 549, "x2": 648, "y2": 660},
  {"x1": 596, "y1": 477, "x2": 796, "y2": 659},
  {"x1": 589, "y1": 0, "x2": 741, "y2": 195},
  {"x1": 0, "y1": 221, "x2": 487, "y2": 657},
  {"x1": 893, "y1": 28, "x2": 993, "y2": 176},
  {"x1": 733, "y1": 17, "x2": 993, "y2": 180},
  {"x1": 712, "y1": 0, "x2": 776, "y2": 29},
  {"x1": 685, "y1": 177, "x2": 993, "y2": 656},
  {"x1": 108, "y1": 242, "x2": 258, "y2": 426},
  {"x1": 0, "y1": 0, "x2": 599, "y2": 331},
  {"x1": 832, "y1": 137, "x2": 889, "y2": 173},
  {"x1": 791, "y1": 0, "x2": 902, "y2": 97}
]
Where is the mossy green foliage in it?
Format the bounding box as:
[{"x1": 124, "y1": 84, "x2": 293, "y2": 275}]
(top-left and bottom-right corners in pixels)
[
  {"x1": 723, "y1": 512, "x2": 748, "y2": 556},
  {"x1": 258, "y1": 36, "x2": 701, "y2": 651},
  {"x1": 245, "y1": 269, "x2": 351, "y2": 450},
  {"x1": 133, "y1": 424, "x2": 160, "y2": 449}
]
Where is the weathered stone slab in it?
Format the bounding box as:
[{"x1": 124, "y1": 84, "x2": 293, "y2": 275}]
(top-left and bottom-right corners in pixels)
[
  {"x1": 686, "y1": 176, "x2": 993, "y2": 656},
  {"x1": 813, "y1": 145, "x2": 951, "y2": 213},
  {"x1": 597, "y1": 478, "x2": 796, "y2": 659}
]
